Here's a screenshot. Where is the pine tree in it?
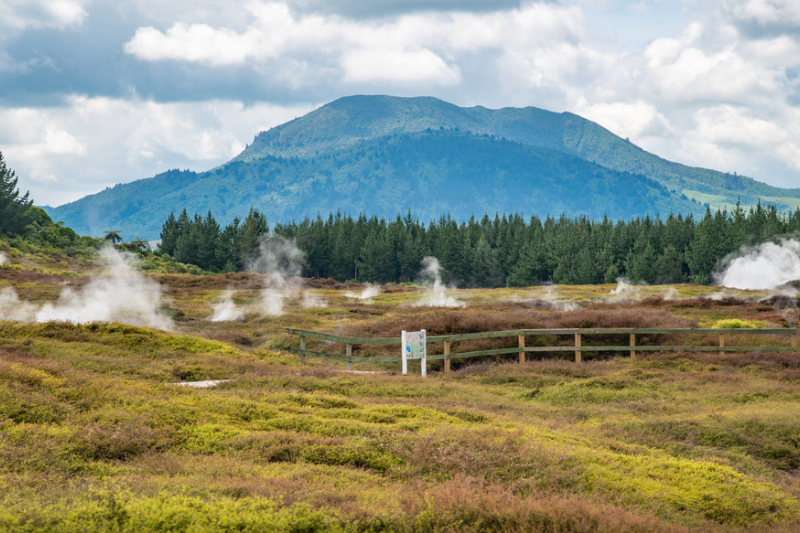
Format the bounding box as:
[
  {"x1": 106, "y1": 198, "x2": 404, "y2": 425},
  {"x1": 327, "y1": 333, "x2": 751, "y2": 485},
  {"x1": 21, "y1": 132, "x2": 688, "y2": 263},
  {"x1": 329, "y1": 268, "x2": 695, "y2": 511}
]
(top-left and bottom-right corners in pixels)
[
  {"x1": 159, "y1": 212, "x2": 179, "y2": 256},
  {"x1": 238, "y1": 208, "x2": 268, "y2": 266},
  {"x1": 0, "y1": 152, "x2": 34, "y2": 236},
  {"x1": 625, "y1": 234, "x2": 658, "y2": 284},
  {"x1": 196, "y1": 211, "x2": 220, "y2": 270},
  {"x1": 216, "y1": 216, "x2": 241, "y2": 271},
  {"x1": 654, "y1": 244, "x2": 686, "y2": 284},
  {"x1": 686, "y1": 209, "x2": 719, "y2": 284}
]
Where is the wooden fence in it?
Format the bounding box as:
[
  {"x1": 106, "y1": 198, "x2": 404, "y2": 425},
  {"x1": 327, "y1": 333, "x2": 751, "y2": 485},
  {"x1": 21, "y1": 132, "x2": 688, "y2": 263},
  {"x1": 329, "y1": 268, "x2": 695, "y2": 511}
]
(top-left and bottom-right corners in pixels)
[{"x1": 285, "y1": 327, "x2": 799, "y2": 374}]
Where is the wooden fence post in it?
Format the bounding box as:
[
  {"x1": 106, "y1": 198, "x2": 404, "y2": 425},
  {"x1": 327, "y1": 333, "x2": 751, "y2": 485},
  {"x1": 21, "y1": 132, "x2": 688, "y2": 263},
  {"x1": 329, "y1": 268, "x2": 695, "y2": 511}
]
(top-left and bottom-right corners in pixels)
[
  {"x1": 575, "y1": 334, "x2": 581, "y2": 363},
  {"x1": 346, "y1": 343, "x2": 352, "y2": 371},
  {"x1": 630, "y1": 333, "x2": 636, "y2": 360},
  {"x1": 794, "y1": 329, "x2": 798, "y2": 352},
  {"x1": 719, "y1": 334, "x2": 725, "y2": 348},
  {"x1": 300, "y1": 336, "x2": 306, "y2": 363},
  {"x1": 444, "y1": 341, "x2": 451, "y2": 374},
  {"x1": 518, "y1": 335, "x2": 525, "y2": 364}
]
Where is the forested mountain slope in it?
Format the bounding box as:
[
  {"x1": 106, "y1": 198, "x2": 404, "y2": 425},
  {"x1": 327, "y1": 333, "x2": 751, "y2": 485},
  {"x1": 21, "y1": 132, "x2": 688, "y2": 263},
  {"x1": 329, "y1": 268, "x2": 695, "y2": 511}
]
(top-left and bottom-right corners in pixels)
[
  {"x1": 239, "y1": 95, "x2": 800, "y2": 207},
  {"x1": 46, "y1": 130, "x2": 701, "y2": 240},
  {"x1": 45, "y1": 95, "x2": 799, "y2": 240}
]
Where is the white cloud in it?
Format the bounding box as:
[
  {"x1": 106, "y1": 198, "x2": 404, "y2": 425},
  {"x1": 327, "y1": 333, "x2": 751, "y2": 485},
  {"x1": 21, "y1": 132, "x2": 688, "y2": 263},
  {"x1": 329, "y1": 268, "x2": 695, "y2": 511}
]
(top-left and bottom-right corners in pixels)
[
  {"x1": 124, "y1": 1, "x2": 585, "y2": 86},
  {"x1": 719, "y1": 0, "x2": 800, "y2": 26},
  {"x1": 576, "y1": 100, "x2": 672, "y2": 139},
  {"x1": 673, "y1": 104, "x2": 800, "y2": 179},
  {"x1": 4, "y1": 0, "x2": 800, "y2": 207},
  {"x1": 0, "y1": 0, "x2": 89, "y2": 31},
  {"x1": 1, "y1": 96, "x2": 315, "y2": 206},
  {"x1": 125, "y1": 23, "x2": 266, "y2": 65},
  {"x1": 341, "y1": 48, "x2": 460, "y2": 84},
  {"x1": 741, "y1": 34, "x2": 800, "y2": 67},
  {"x1": 644, "y1": 25, "x2": 783, "y2": 105}
]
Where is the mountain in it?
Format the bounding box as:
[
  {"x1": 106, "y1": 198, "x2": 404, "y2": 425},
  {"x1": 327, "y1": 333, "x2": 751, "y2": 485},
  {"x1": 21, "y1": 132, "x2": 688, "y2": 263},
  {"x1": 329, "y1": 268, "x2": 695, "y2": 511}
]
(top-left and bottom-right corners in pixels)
[{"x1": 45, "y1": 95, "x2": 800, "y2": 240}]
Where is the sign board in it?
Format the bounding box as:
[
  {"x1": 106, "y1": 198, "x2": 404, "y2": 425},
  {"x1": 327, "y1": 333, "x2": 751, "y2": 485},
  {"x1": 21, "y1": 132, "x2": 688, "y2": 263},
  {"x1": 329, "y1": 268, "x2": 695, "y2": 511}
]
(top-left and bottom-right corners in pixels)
[{"x1": 401, "y1": 330, "x2": 427, "y2": 376}]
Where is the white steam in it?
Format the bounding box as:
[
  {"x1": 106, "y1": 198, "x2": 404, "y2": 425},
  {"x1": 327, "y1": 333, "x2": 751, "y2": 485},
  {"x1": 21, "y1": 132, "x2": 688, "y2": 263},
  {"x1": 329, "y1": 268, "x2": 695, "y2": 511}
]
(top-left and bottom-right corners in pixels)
[
  {"x1": 716, "y1": 239, "x2": 800, "y2": 290},
  {"x1": 662, "y1": 287, "x2": 681, "y2": 300},
  {"x1": 0, "y1": 252, "x2": 7, "y2": 266},
  {"x1": 709, "y1": 289, "x2": 733, "y2": 301},
  {"x1": 414, "y1": 256, "x2": 465, "y2": 308},
  {"x1": 248, "y1": 235, "x2": 326, "y2": 315},
  {"x1": 0, "y1": 287, "x2": 38, "y2": 321},
  {"x1": 541, "y1": 286, "x2": 580, "y2": 311},
  {"x1": 606, "y1": 277, "x2": 642, "y2": 302},
  {"x1": 302, "y1": 291, "x2": 328, "y2": 309},
  {"x1": 209, "y1": 290, "x2": 244, "y2": 322},
  {"x1": 0, "y1": 248, "x2": 172, "y2": 330},
  {"x1": 257, "y1": 286, "x2": 284, "y2": 316},
  {"x1": 345, "y1": 284, "x2": 380, "y2": 302}
]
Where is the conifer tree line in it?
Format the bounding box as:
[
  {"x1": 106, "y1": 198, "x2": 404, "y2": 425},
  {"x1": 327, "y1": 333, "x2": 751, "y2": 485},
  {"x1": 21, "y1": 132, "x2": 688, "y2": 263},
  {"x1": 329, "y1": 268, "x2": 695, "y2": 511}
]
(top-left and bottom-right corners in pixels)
[{"x1": 158, "y1": 203, "x2": 800, "y2": 286}]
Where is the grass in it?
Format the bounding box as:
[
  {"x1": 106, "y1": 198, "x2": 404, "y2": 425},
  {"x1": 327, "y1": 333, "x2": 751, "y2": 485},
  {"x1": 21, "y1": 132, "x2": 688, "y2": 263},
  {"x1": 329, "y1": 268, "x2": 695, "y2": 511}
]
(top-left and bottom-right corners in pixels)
[{"x1": 0, "y1": 264, "x2": 799, "y2": 531}]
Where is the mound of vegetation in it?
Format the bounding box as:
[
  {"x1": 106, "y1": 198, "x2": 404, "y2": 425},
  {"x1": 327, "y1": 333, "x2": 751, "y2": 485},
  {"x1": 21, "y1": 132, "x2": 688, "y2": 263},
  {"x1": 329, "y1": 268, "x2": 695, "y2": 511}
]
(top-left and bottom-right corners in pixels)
[{"x1": 1, "y1": 308, "x2": 799, "y2": 532}]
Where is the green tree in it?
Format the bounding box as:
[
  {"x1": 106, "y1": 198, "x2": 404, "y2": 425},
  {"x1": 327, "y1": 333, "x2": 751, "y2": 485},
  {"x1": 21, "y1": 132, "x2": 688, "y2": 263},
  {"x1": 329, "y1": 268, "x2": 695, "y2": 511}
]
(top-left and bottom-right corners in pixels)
[
  {"x1": 159, "y1": 212, "x2": 180, "y2": 256},
  {"x1": 103, "y1": 230, "x2": 122, "y2": 244},
  {"x1": 195, "y1": 211, "x2": 220, "y2": 270},
  {"x1": 238, "y1": 207, "x2": 269, "y2": 266},
  {"x1": 0, "y1": 151, "x2": 34, "y2": 236},
  {"x1": 625, "y1": 237, "x2": 658, "y2": 284},
  {"x1": 654, "y1": 244, "x2": 686, "y2": 284},
  {"x1": 216, "y1": 216, "x2": 241, "y2": 271}
]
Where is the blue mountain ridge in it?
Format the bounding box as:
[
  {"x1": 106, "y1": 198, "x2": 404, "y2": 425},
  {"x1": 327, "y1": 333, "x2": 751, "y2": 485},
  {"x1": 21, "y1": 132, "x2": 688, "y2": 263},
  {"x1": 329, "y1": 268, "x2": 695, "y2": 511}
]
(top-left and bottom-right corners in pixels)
[{"x1": 44, "y1": 95, "x2": 800, "y2": 241}]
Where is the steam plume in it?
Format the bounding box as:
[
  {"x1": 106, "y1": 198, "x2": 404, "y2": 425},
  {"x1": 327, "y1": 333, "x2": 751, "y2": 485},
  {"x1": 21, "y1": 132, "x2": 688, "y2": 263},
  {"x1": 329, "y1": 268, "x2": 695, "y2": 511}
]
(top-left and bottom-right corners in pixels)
[
  {"x1": 606, "y1": 278, "x2": 641, "y2": 302},
  {"x1": 302, "y1": 292, "x2": 328, "y2": 308},
  {"x1": 541, "y1": 286, "x2": 580, "y2": 310},
  {"x1": 414, "y1": 256, "x2": 465, "y2": 308},
  {"x1": 0, "y1": 252, "x2": 7, "y2": 266},
  {"x1": 0, "y1": 287, "x2": 38, "y2": 321},
  {"x1": 248, "y1": 234, "x2": 326, "y2": 315},
  {"x1": 345, "y1": 284, "x2": 380, "y2": 302},
  {"x1": 716, "y1": 239, "x2": 800, "y2": 290},
  {"x1": 209, "y1": 291, "x2": 244, "y2": 322},
  {"x1": 662, "y1": 287, "x2": 680, "y2": 300},
  {"x1": 0, "y1": 248, "x2": 172, "y2": 330}
]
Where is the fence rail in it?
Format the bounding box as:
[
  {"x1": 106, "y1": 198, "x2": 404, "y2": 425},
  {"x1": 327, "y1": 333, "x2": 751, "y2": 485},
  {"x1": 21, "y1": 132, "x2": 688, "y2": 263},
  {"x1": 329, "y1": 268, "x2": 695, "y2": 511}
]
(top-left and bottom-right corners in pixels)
[{"x1": 285, "y1": 327, "x2": 799, "y2": 373}]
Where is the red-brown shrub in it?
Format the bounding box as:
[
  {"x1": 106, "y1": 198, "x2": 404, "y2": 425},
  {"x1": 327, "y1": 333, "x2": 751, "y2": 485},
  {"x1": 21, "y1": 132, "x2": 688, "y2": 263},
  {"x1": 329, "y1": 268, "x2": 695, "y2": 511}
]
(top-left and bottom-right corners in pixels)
[{"x1": 386, "y1": 476, "x2": 688, "y2": 533}]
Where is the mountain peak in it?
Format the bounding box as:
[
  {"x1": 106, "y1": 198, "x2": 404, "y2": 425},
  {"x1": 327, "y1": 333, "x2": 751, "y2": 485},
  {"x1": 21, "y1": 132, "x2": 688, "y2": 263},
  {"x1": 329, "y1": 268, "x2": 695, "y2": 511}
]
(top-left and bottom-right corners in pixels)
[{"x1": 47, "y1": 95, "x2": 800, "y2": 240}]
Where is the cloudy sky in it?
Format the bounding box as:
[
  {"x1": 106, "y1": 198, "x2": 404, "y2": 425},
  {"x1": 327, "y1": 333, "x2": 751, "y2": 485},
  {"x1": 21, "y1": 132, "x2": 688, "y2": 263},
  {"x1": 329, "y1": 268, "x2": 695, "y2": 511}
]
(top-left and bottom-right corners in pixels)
[{"x1": 2, "y1": 0, "x2": 799, "y2": 207}]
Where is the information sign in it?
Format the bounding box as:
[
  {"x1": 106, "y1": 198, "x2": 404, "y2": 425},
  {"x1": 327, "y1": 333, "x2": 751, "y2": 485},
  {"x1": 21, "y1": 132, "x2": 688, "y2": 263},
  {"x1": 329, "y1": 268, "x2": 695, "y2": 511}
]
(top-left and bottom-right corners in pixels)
[{"x1": 401, "y1": 330, "x2": 427, "y2": 376}]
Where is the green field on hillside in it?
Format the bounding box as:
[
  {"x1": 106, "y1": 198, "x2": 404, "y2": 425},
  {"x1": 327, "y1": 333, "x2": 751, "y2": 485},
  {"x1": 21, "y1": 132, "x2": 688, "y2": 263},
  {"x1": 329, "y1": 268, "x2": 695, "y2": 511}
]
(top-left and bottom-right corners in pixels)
[{"x1": 1, "y1": 244, "x2": 799, "y2": 532}]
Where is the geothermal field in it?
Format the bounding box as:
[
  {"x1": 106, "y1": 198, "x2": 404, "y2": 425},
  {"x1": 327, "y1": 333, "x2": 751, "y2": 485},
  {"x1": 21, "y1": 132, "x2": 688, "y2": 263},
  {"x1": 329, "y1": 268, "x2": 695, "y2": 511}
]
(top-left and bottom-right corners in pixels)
[{"x1": 1, "y1": 245, "x2": 800, "y2": 532}]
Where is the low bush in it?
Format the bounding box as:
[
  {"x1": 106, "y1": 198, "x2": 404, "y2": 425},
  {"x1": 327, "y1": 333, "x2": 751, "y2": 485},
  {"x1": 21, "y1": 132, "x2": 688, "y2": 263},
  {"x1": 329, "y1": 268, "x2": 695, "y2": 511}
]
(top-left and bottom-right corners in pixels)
[
  {"x1": 378, "y1": 477, "x2": 688, "y2": 533},
  {"x1": 389, "y1": 427, "x2": 579, "y2": 491},
  {"x1": 711, "y1": 319, "x2": 765, "y2": 328}
]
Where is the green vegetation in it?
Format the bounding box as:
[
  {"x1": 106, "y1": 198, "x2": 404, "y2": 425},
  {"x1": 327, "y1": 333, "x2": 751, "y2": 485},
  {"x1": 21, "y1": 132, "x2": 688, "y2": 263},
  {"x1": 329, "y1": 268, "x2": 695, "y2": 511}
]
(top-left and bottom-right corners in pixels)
[
  {"x1": 0, "y1": 150, "x2": 103, "y2": 261},
  {"x1": 0, "y1": 151, "x2": 35, "y2": 236},
  {"x1": 156, "y1": 201, "x2": 800, "y2": 287},
  {"x1": 45, "y1": 129, "x2": 701, "y2": 240},
  {"x1": 46, "y1": 95, "x2": 800, "y2": 241},
  {"x1": 1, "y1": 254, "x2": 800, "y2": 531},
  {"x1": 0, "y1": 153, "x2": 208, "y2": 278},
  {"x1": 711, "y1": 319, "x2": 765, "y2": 328},
  {"x1": 159, "y1": 207, "x2": 268, "y2": 272}
]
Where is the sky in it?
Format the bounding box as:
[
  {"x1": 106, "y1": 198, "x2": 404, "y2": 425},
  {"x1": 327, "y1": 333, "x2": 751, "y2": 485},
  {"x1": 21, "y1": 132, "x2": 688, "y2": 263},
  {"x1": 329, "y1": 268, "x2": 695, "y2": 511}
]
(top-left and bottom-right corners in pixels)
[{"x1": 1, "y1": 0, "x2": 800, "y2": 207}]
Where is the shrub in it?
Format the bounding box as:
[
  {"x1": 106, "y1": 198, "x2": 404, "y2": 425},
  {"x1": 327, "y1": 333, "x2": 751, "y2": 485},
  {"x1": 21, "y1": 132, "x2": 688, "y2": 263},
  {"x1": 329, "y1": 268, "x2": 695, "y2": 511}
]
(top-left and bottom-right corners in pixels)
[
  {"x1": 388, "y1": 427, "x2": 579, "y2": 491},
  {"x1": 375, "y1": 477, "x2": 688, "y2": 533},
  {"x1": 711, "y1": 319, "x2": 764, "y2": 329}
]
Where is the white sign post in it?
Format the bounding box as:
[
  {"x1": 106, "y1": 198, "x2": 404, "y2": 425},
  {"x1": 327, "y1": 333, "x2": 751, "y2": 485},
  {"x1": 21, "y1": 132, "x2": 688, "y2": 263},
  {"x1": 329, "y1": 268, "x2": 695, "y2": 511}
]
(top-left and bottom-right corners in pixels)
[{"x1": 401, "y1": 329, "x2": 427, "y2": 377}]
